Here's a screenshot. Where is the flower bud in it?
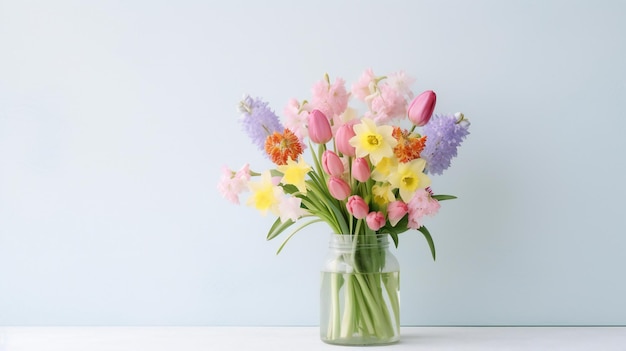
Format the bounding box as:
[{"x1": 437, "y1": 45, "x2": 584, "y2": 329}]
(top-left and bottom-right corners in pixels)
[
  {"x1": 322, "y1": 150, "x2": 344, "y2": 177},
  {"x1": 328, "y1": 177, "x2": 351, "y2": 200},
  {"x1": 366, "y1": 211, "x2": 386, "y2": 231},
  {"x1": 346, "y1": 195, "x2": 369, "y2": 219},
  {"x1": 407, "y1": 90, "x2": 436, "y2": 127},
  {"x1": 335, "y1": 123, "x2": 356, "y2": 156},
  {"x1": 308, "y1": 109, "x2": 332, "y2": 144},
  {"x1": 387, "y1": 201, "x2": 408, "y2": 227},
  {"x1": 351, "y1": 157, "x2": 370, "y2": 182}
]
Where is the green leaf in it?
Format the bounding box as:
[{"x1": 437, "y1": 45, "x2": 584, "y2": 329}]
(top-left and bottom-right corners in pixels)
[
  {"x1": 266, "y1": 218, "x2": 295, "y2": 241},
  {"x1": 309, "y1": 142, "x2": 325, "y2": 181},
  {"x1": 417, "y1": 226, "x2": 436, "y2": 261},
  {"x1": 269, "y1": 169, "x2": 283, "y2": 177},
  {"x1": 389, "y1": 231, "x2": 399, "y2": 248},
  {"x1": 432, "y1": 194, "x2": 457, "y2": 201},
  {"x1": 324, "y1": 200, "x2": 349, "y2": 234},
  {"x1": 303, "y1": 178, "x2": 348, "y2": 234},
  {"x1": 378, "y1": 217, "x2": 411, "y2": 248},
  {"x1": 280, "y1": 184, "x2": 299, "y2": 195},
  {"x1": 380, "y1": 217, "x2": 409, "y2": 237},
  {"x1": 276, "y1": 219, "x2": 324, "y2": 254}
]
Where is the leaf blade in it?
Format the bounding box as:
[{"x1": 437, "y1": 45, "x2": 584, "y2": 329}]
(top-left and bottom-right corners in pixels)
[
  {"x1": 276, "y1": 219, "x2": 324, "y2": 254},
  {"x1": 417, "y1": 225, "x2": 436, "y2": 261},
  {"x1": 432, "y1": 194, "x2": 457, "y2": 201},
  {"x1": 266, "y1": 218, "x2": 295, "y2": 241}
]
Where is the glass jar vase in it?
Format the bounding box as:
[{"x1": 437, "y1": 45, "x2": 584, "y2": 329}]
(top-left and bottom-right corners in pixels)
[{"x1": 320, "y1": 233, "x2": 400, "y2": 345}]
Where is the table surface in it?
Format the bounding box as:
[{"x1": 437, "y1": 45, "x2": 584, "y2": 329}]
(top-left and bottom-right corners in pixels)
[{"x1": 1, "y1": 326, "x2": 625, "y2": 351}]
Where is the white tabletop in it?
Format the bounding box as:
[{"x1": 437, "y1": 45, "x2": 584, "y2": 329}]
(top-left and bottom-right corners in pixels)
[{"x1": 0, "y1": 326, "x2": 624, "y2": 351}]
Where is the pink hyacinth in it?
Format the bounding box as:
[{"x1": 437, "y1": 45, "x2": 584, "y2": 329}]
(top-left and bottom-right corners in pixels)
[
  {"x1": 366, "y1": 211, "x2": 386, "y2": 231},
  {"x1": 217, "y1": 164, "x2": 251, "y2": 204},
  {"x1": 407, "y1": 189, "x2": 440, "y2": 229},
  {"x1": 310, "y1": 75, "x2": 349, "y2": 118},
  {"x1": 351, "y1": 68, "x2": 376, "y2": 101},
  {"x1": 283, "y1": 98, "x2": 310, "y2": 141},
  {"x1": 367, "y1": 84, "x2": 407, "y2": 124}
]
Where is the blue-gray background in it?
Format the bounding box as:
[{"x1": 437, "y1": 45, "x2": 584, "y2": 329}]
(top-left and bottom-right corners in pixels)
[{"x1": 1, "y1": 0, "x2": 625, "y2": 326}]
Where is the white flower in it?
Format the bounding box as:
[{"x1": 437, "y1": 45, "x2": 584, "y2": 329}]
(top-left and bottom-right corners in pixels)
[
  {"x1": 278, "y1": 196, "x2": 308, "y2": 223},
  {"x1": 387, "y1": 71, "x2": 416, "y2": 98}
]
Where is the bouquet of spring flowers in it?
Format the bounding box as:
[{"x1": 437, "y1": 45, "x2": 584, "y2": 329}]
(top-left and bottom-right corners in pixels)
[{"x1": 218, "y1": 69, "x2": 470, "y2": 344}]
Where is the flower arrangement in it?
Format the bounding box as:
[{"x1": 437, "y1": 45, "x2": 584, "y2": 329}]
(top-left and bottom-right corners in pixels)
[
  {"x1": 218, "y1": 69, "x2": 469, "y2": 255},
  {"x1": 218, "y1": 69, "x2": 470, "y2": 344}
]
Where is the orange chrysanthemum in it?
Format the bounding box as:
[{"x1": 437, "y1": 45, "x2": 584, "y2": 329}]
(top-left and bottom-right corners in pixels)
[
  {"x1": 392, "y1": 127, "x2": 427, "y2": 163},
  {"x1": 265, "y1": 129, "x2": 304, "y2": 165}
]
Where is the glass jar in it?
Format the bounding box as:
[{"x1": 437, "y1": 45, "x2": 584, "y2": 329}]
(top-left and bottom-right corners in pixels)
[{"x1": 320, "y1": 233, "x2": 400, "y2": 345}]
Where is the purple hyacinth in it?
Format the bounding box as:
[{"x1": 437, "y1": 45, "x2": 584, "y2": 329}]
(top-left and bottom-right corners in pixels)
[
  {"x1": 238, "y1": 95, "x2": 284, "y2": 152},
  {"x1": 421, "y1": 113, "x2": 470, "y2": 175}
]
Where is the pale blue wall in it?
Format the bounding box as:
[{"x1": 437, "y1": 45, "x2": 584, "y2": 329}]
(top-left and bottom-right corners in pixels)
[{"x1": 1, "y1": 0, "x2": 625, "y2": 326}]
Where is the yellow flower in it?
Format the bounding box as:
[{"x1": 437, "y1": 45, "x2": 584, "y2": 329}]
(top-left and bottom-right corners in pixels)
[
  {"x1": 371, "y1": 157, "x2": 397, "y2": 182},
  {"x1": 349, "y1": 118, "x2": 397, "y2": 165},
  {"x1": 372, "y1": 183, "x2": 395, "y2": 207},
  {"x1": 247, "y1": 171, "x2": 283, "y2": 215},
  {"x1": 277, "y1": 156, "x2": 311, "y2": 194},
  {"x1": 387, "y1": 158, "x2": 431, "y2": 202}
]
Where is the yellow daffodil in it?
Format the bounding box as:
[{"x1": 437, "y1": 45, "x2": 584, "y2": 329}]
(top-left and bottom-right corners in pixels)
[
  {"x1": 371, "y1": 157, "x2": 397, "y2": 182},
  {"x1": 372, "y1": 183, "x2": 395, "y2": 207},
  {"x1": 277, "y1": 156, "x2": 311, "y2": 194},
  {"x1": 247, "y1": 171, "x2": 283, "y2": 215},
  {"x1": 349, "y1": 118, "x2": 397, "y2": 165},
  {"x1": 387, "y1": 158, "x2": 431, "y2": 202}
]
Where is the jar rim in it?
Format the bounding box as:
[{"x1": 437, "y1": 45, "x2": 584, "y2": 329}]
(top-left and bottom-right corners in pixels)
[{"x1": 329, "y1": 233, "x2": 390, "y2": 249}]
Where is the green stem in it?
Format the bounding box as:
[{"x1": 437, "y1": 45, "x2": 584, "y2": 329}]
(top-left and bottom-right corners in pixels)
[
  {"x1": 329, "y1": 272, "x2": 342, "y2": 339},
  {"x1": 354, "y1": 273, "x2": 387, "y2": 336},
  {"x1": 383, "y1": 273, "x2": 400, "y2": 329},
  {"x1": 350, "y1": 275, "x2": 375, "y2": 336},
  {"x1": 339, "y1": 274, "x2": 355, "y2": 338}
]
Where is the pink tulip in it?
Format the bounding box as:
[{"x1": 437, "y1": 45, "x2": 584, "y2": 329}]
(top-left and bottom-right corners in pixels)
[
  {"x1": 387, "y1": 201, "x2": 408, "y2": 227},
  {"x1": 366, "y1": 211, "x2": 386, "y2": 231},
  {"x1": 328, "y1": 177, "x2": 351, "y2": 200},
  {"x1": 346, "y1": 195, "x2": 369, "y2": 219},
  {"x1": 351, "y1": 157, "x2": 370, "y2": 182},
  {"x1": 335, "y1": 123, "x2": 356, "y2": 156},
  {"x1": 322, "y1": 150, "x2": 344, "y2": 177},
  {"x1": 407, "y1": 90, "x2": 436, "y2": 126},
  {"x1": 308, "y1": 109, "x2": 332, "y2": 144}
]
